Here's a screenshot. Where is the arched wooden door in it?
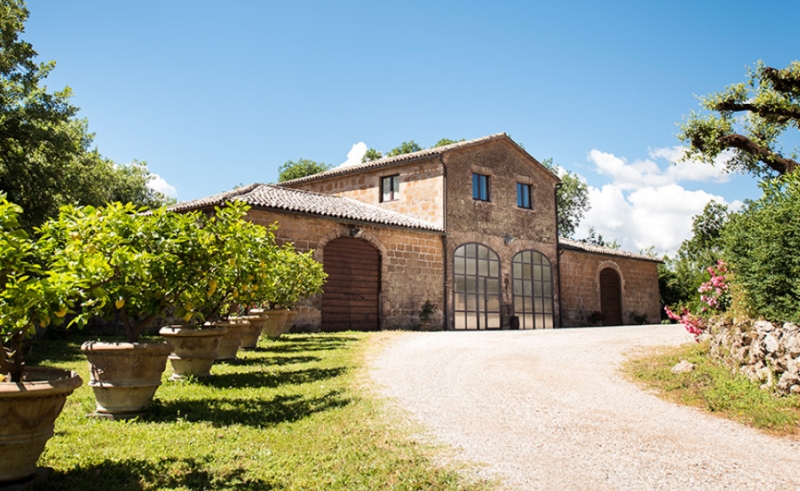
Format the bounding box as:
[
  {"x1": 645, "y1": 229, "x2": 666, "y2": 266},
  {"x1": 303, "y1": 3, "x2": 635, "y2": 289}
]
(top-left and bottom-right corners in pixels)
[
  {"x1": 599, "y1": 268, "x2": 622, "y2": 326},
  {"x1": 321, "y1": 238, "x2": 380, "y2": 332}
]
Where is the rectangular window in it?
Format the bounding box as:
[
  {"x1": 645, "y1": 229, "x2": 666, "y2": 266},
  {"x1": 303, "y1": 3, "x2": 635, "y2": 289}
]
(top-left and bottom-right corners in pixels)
[
  {"x1": 472, "y1": 173, "x2": 489, "y2": 201},
  {"x1": 381, "y1": 175, "x2": 399, "y2": 202},
  {"x1": 517, "y1": 183, "x2": 532, "y2": 209}
]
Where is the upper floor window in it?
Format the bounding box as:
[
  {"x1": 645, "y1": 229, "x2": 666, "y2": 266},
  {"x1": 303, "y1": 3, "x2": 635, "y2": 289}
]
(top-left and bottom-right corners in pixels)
[
  {"x1": 381, "y1": 175, "x2": 399, "y2": 202},
  {"x1": 517, "y1": 183, "x2": 532, "y2": 209},
  {"x1": 472, "y1": 173, "x2": 489, "y2": 201}
]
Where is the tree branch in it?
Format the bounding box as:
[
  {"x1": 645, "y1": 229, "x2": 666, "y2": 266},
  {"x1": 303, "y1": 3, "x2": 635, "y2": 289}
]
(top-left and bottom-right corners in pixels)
[
  {"x1": 714, "y1": 100, "x2": 800, "y2": 122},
  {"x1": 718, "y1": 133, "x2": 799, "y2": 175},
  {"x1": 762, "y1": 67, "x2": 800, "y2": 95}
]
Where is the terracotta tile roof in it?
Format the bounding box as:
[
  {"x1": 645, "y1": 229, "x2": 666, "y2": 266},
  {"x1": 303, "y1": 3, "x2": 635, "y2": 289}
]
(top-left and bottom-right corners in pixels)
[
  {"x1": 558, "y1": 238, "x2": 663, "y2": 263},
  {"x1": 169, "y1": 184, "x2": 443, "y2": 232},
  {"x1": 278, "y1": 132, "x2": 558, "y2": 185}
]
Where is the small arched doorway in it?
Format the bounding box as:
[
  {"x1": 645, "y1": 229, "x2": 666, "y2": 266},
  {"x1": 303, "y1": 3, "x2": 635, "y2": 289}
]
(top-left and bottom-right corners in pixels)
[
  {"x1": 321, "y1": 238, "x2": 381, "y2": 331},
  {"x1": 599, "y1": 268, "x2": 622, "y2": 326}
]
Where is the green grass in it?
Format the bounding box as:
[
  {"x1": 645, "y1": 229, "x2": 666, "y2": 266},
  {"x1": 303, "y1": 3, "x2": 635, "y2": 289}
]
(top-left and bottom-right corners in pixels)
[
  {"x1": 624, "y1": 341, "x2": 800, "y2": 437},
  {"x1": 26, "y1": 332, "x2": 492, "y2": 490}
]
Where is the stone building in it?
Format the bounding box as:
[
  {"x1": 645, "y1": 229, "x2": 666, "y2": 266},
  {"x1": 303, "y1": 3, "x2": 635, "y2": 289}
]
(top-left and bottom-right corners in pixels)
[{"x1": 173, "y1": 133, "x2": 660, "y2": 331}]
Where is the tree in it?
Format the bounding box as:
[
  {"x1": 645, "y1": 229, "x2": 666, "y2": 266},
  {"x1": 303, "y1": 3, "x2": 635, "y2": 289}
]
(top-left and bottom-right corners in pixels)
[
  {"x1": 432, "y1": 138, "x2": 464, "y2": 147},
  {"x1": 361, "y1": 148, "x2": 383, "y2": 163},
  {"x1": 386, "y1": 140, "x2": 422, "y2": 157},
  {"x1": 580, "y1": 227, "x2": 620, "y2": 249},
  {"x1": 277, "y1": 158, "x2": 331, "y2": 182},
  {"x1": 0, "y1": 1, "x2": 171, "y2": 228},
  {"x1": 679, "y1": 61, "x2": 800, "y2": 177},
  {"x1": 540, "y1": 158, "x2": 590, "y2": 238}
]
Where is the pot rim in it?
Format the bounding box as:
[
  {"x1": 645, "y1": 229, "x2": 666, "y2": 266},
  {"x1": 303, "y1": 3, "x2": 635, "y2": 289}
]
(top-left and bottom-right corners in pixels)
[
  {"x1": 159, "y1": 325, "x2": 228, "y2": 337},
  {"x1": 0, "y1": 367, "x2": 82, "y2": 397},
  {"x1": 80, "y1": 340, "x2": 174, "y2": 355}
]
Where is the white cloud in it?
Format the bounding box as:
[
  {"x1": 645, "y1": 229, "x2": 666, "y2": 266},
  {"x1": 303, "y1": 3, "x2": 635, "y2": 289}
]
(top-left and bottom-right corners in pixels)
[
  {"x1": 338, "y1": 142, "x2": 368, "y2": 168},
  {"x1": 147, "y1": 174, "x2": 177, "y2": 198},
  {"x1": 576, "y1": 147, "x2": 736, "y2": 256}
]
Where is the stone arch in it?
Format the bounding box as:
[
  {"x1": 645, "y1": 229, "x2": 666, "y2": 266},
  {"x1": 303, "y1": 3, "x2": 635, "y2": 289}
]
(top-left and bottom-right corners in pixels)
[
  {"x1": 511, "y1": 249, "x2": 555, "y2": 329},
  {"x1": 321, "y1": 236, "x2": 381, "y2": 331},
  {"x1": 452, "y1": 242, "x2": 502, "y2": 330},
  {"x1": 596, "y1": 261, "x2": 623, "y2": 326},
  {"x1": 316, "y1": 227, "x2": 388, "y2": 280}
]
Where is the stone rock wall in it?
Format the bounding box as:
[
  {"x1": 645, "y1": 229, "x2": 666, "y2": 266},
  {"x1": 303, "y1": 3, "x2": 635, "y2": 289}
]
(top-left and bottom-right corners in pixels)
[{"x1": 709, "y1": 318, "x2": 800, "y2": 395}]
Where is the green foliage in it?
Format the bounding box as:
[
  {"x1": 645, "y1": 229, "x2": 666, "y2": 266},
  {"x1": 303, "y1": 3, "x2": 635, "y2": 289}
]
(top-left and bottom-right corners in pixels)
[
  {"x1": 541, "y1": 158, "x2": 590, "y2": 238},
  {"x1": 386, "y1": 140, "x2": 422, "y2": 157},
  {"x1": 0, "y1": 194, "x2": 82, "y2": 380},
  {"x1": 419, "y1": 300, "x2": 436, "y2": 322},
  {"x1": 27, "y1": 333, "x2": 491, "y2": 490},
  {"x1": 722, "y1": 173, "x2": 800, "y2": 323},
  {"x1": 277, "y1": 159, "x2": 331, "y2": 182},
  {"x1": 580, "y1": 227, "x2": 620, "y2": 249},
  {"x1": 263, "y1": 243, "x2": 326, "y2": 309},
  {"x1": 432, "y1": 138, "x2": 464, "y2": 147},
  {"x1": 662, "y1": 201, "x2": 730, "y2": 314},
  {"x1": 679, "y1": 60, "x2": 800, "y2": 177},
  {"x1": 361, "y1": 148, "x2": 383, "y2": 163},
  {"x1": 40, "y1": 202, "x2": 217, "y2": 342},
  {"x1": 0, "y1": 1, "x2": 171, "y2": 228}
]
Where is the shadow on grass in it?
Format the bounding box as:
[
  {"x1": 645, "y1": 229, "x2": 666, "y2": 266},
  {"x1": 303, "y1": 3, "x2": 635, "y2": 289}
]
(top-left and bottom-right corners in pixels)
[
  {"x1": 257, "y1": 334, "x2": 359, "y2": 353},
  {"x1": 148, "y1": 390, "x2": 352, "y2": 427},
  {"x1": 221, "y1": 355, "x2": 321, "y2": 368},
  {"x1": 195, "y1": 366, "x2": 347, "y2": 389},
  {"x1": 30, "y1": 456, "x2": 279, "y2": 491}
]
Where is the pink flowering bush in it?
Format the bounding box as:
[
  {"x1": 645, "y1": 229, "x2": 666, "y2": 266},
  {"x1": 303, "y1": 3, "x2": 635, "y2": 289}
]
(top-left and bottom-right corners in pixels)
[{"x1": 666, "y1": 260, "x2": 731, "y2": 341}]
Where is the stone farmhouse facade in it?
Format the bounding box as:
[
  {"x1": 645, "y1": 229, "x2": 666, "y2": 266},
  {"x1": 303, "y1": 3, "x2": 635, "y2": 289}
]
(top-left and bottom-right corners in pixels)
[{"x1": 174, "y1": 133, "x2": 661, "y2": 331}]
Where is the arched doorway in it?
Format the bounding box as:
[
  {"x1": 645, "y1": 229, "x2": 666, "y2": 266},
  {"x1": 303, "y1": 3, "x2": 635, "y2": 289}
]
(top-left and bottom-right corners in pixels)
[
  {"x1": 512, "y1": 250, "x2": 555, "y2": 329},
  {"x1": 453, "y1": 243, "x2": 501, "y2": 329},
  {"x1": 599, "y1": 268, "x2": 622, "y2": 326},
  {"x1": 321, "y1": 238, "x2": 380, "y2": 331}
]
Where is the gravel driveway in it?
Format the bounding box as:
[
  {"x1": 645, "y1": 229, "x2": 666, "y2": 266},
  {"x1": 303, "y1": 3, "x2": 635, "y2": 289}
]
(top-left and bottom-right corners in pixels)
[{"x1": 370, "y1": 325, "x2": 800, "y2": 490}]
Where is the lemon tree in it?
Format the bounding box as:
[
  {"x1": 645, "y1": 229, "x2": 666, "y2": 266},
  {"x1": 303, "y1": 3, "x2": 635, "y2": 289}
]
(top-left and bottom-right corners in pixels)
[{"x1": 0, "y1": 195, "x2": 82, "y2": 381}]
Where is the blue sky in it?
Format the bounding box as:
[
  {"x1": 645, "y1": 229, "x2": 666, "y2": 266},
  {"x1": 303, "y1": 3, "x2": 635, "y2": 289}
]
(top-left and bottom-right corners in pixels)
[{"x1": 23, "y1": 0, "x2": 800, "y2": 254}]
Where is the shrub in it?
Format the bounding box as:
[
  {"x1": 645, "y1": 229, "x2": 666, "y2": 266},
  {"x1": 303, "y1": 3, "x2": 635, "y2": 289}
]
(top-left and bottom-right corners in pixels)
[{"x1": 722, "y1": 173, "x2": 800, "y2": 323}]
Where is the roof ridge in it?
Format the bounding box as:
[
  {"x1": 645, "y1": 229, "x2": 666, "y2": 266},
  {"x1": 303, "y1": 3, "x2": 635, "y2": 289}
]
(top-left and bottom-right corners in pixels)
[
  {"x1": 558, "y1": 237, "x2": 663, "y2": 263},
  {"x1": 278, "y1": 132, "x2": 510, "y2": 186}
]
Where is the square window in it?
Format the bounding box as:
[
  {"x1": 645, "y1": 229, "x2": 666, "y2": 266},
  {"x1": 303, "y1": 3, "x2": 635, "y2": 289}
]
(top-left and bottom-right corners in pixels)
[
  {"x1": 472, "y1": 173, "x2": 489, "y2": 201},
  {"x1": 517, "y1": 183, "x2": 532, "y2": 209},
  {"x1": 381, "y1": 175, "x2": 399, "y2": 202}
]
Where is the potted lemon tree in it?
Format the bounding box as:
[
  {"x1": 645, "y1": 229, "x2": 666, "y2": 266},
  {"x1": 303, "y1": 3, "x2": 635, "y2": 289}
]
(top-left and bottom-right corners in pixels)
[
  {"x1": 0, "y1": 196, "x2": 83, "y2": 483},
  {"x1": 259, "y1": 243, "x2": 326, "y2": 339},
  {"x1": 42, "y1": 202, "x2": 213, "y2": 418},
  {"x1": 160, "y1": 202, "x2": 277, "y2": 373}
]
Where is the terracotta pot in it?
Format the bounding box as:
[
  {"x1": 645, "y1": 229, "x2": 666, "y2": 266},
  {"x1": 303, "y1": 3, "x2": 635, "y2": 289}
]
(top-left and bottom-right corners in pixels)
[
  {"x1": 231, "y1": 315, "x2": 263, "y2": 349},
  {"x1": 214, "y1": 320, "x2": 245, "y2": 360},
  {"x1": 81, "y1": 341, "x2": 173, "y2": 419},
  {"x1": 159, "y1": 325, "x2": 228, "y2": 380},
  {"x1": 260, "y1": 310, "x2": 290, "y2": 340},
  {"x1": 0, "y1": 367, "x2": 82, "y2": 484}
]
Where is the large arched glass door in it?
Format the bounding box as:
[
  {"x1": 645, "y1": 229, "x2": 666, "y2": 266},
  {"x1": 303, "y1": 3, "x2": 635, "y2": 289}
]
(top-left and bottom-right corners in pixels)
[
  {"x1": 512, "y1": 250, "x2": 554, "y2": 329},
  {"x1": 453, "y1": 243, "x2": 501, "y2": 329}
]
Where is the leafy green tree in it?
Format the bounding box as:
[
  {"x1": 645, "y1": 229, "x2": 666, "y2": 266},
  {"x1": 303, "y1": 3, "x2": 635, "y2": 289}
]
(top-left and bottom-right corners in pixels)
[
  {"x1": 679, "y1": 61, "x2": 800, "y2": 177},
  {"x1": 0, "y1": 1, "x2": 171, "y2": 228},
  {"x1": 277, "y1": 158, "x2": 332, "y2": 182},
  {"x1": 386, "y1": 140, "x2": 422, "y2": 157},
  {"x1": 432, "y1": 138, "x2": 464, "y2": 147},
  {"x1": 361, "y1": 148, "x2": 383, "y2": 163},
  {"x1": 541, "y1": 159, "x2": 590, "y2": 238}
]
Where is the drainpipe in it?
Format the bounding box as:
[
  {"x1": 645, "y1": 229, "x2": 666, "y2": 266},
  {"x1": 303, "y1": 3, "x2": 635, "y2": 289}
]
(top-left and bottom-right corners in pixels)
[
  {"x1": 554, "y1": 182, "x2": 562, "y2": 328},
  {"x1": 440, "y1": 156, "x2": 449, "y2": 331}
]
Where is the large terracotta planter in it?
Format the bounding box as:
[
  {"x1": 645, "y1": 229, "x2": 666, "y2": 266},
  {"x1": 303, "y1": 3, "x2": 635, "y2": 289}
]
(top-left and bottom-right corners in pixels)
[
  {"x1": 159, "y1": 325, "x2": 227, "y2": 380},
  {"x1": 214, "y1": 320, "x2": 245, "y2": 360},
  {"x1": 0, "y1": 367, "x2": 82, "y2": 484},
  {"x1": 81, "y1": 341, "x2": 173, "y2": 420},
  {"x1": 231, "y1": 315, "x2": 263, "y2": 350},
  {"x1": 259, "y1": 310, "x2": 298, "y2": 339}
]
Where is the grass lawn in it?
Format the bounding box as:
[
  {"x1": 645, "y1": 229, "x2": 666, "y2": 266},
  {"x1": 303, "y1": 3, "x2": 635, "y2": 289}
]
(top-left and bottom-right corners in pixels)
[
  {"x1": 624, "y1": 341, "x2": 800, "y2": 438},
  {"x1": 25, "y1": 331, "x2": 492, "y2": 490}
]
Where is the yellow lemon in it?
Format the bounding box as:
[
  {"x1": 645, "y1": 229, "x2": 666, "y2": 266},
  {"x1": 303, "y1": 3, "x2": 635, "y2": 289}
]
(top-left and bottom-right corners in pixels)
[
  {"x1": 182, "y1": 313, "x2": 192, "y2": 322},
  {"x1": 86, "y1": 244, "x2": 97, "y2": 254},
  {"x1": 115, "y1": 298, "x2": 125, "y2": 309},
  {"x1": 184, "y1": 303, "x2": 194, "y2": 312},
  {"x1": 55, "y1": 308, "x2": 67, "y2": 318},
  {"x1": 69, "y1": 232, "x2": 81, "y2": 241}
]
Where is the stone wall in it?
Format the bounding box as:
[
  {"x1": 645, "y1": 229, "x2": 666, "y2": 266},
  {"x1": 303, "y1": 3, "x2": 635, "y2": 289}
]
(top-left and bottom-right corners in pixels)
[
  {"x1": 709, "y1": 318, "x2": 800, "y2": 395},
  {"x1": 284, "y1": 159, "x2": 445, "y2": 228},
  {"x1": 558, "y1": 249, "x2": 661, "y2": 327},
  {"x1": 246, "y1": 208, "x2": 444, "y2": 331},
  {"x1": 441, "y1": 140, "x2": 561, "y2": 329}
]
